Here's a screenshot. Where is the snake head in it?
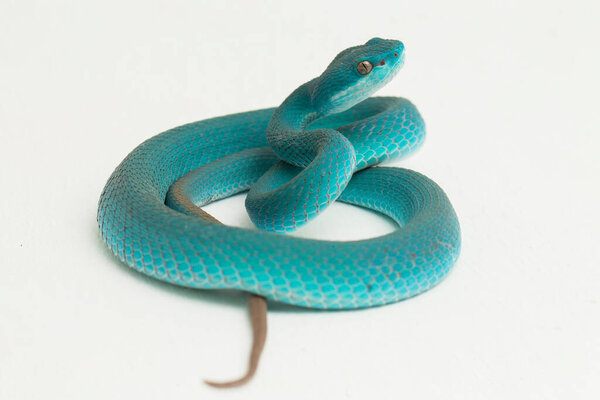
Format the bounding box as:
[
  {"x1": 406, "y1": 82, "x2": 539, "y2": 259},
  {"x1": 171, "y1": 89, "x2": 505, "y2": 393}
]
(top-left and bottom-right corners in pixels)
[{"x1": 311, "y1": 38, "x2": 405, "y2": 115}]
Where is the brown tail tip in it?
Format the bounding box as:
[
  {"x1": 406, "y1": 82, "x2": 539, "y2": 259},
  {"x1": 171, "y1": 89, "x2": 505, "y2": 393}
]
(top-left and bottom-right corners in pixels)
[
  {"x1": 203, "y1": 372, "x2": 255, "y2": 389},
  {"x1": 204, "y1": 294, "x2": 267, "y2": 389}
]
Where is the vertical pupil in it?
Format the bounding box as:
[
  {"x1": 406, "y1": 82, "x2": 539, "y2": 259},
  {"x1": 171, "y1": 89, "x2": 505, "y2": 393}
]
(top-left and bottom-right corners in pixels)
[{"x1": 358, "y1": 61, "x2": 371, "y2": 74}]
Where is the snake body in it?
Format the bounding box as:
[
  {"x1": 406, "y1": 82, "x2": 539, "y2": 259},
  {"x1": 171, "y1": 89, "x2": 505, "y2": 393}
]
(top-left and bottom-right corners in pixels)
[{"x1": 97, "y1": 38, "x2": 461, "y2": 384}]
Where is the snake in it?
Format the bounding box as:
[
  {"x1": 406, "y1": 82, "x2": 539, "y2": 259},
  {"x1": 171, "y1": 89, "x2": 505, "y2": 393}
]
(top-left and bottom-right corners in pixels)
[{"x1": 97, "y1": 38, "x2": 461, "y2": 387}]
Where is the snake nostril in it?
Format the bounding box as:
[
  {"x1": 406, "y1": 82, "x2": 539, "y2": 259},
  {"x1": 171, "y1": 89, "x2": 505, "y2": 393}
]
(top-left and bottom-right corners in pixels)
[
  {"x1": 380, "y1": 60, "x2": 386, "y2": 66},
  {"x1": 394, "y1": 53, "x2": 398, "y2": 57}
]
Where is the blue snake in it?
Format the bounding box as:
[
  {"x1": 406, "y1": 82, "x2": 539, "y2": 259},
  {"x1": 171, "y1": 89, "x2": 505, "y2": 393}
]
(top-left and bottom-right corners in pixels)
[{"x1": 97, "y1": 38, "x2": 461, "y2": 387}]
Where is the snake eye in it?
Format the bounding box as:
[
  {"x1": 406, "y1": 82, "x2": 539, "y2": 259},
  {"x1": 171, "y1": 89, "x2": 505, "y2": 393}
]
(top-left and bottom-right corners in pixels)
[{"x1": 356, "y1": 60, "x2": 373, "y2": 75}]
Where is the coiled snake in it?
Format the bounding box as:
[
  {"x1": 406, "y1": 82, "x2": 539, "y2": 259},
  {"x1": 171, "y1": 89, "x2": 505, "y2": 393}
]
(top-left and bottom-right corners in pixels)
[{"x1": 97, "y1": 38, "x2": 461, "y2": 387}]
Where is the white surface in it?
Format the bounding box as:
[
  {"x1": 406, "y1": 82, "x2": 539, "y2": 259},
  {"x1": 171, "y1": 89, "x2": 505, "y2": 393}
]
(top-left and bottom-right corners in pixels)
[{"x1": 1, "y1": 1, "x2": 599, "y2": 399}]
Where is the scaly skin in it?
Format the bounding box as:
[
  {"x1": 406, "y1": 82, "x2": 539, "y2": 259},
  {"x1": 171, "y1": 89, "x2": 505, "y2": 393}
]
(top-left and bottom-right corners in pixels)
[{"x1": 97, "y1": 38, "x2": 461, "y2": 386}]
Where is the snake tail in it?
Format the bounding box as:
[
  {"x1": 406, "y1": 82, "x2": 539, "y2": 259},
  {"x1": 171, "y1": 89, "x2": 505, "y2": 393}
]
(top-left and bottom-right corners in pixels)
[{"x1": 204, "y1": 294, "x2": 267, "y2": 388}]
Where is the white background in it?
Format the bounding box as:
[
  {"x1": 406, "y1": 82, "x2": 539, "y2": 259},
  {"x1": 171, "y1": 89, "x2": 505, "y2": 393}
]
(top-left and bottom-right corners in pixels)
[{"x1": 1, "y1": 1, "x2": 599, "y2": 399}]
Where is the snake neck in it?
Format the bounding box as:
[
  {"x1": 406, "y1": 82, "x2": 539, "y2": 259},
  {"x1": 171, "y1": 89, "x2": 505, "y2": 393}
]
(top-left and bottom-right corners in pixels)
[
  {"x1": 266, "y1": 79, "x2": 324, "y2": 166},
  {"x1": 268, "y1": 79, "x2": 320, "y2": 133}
]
